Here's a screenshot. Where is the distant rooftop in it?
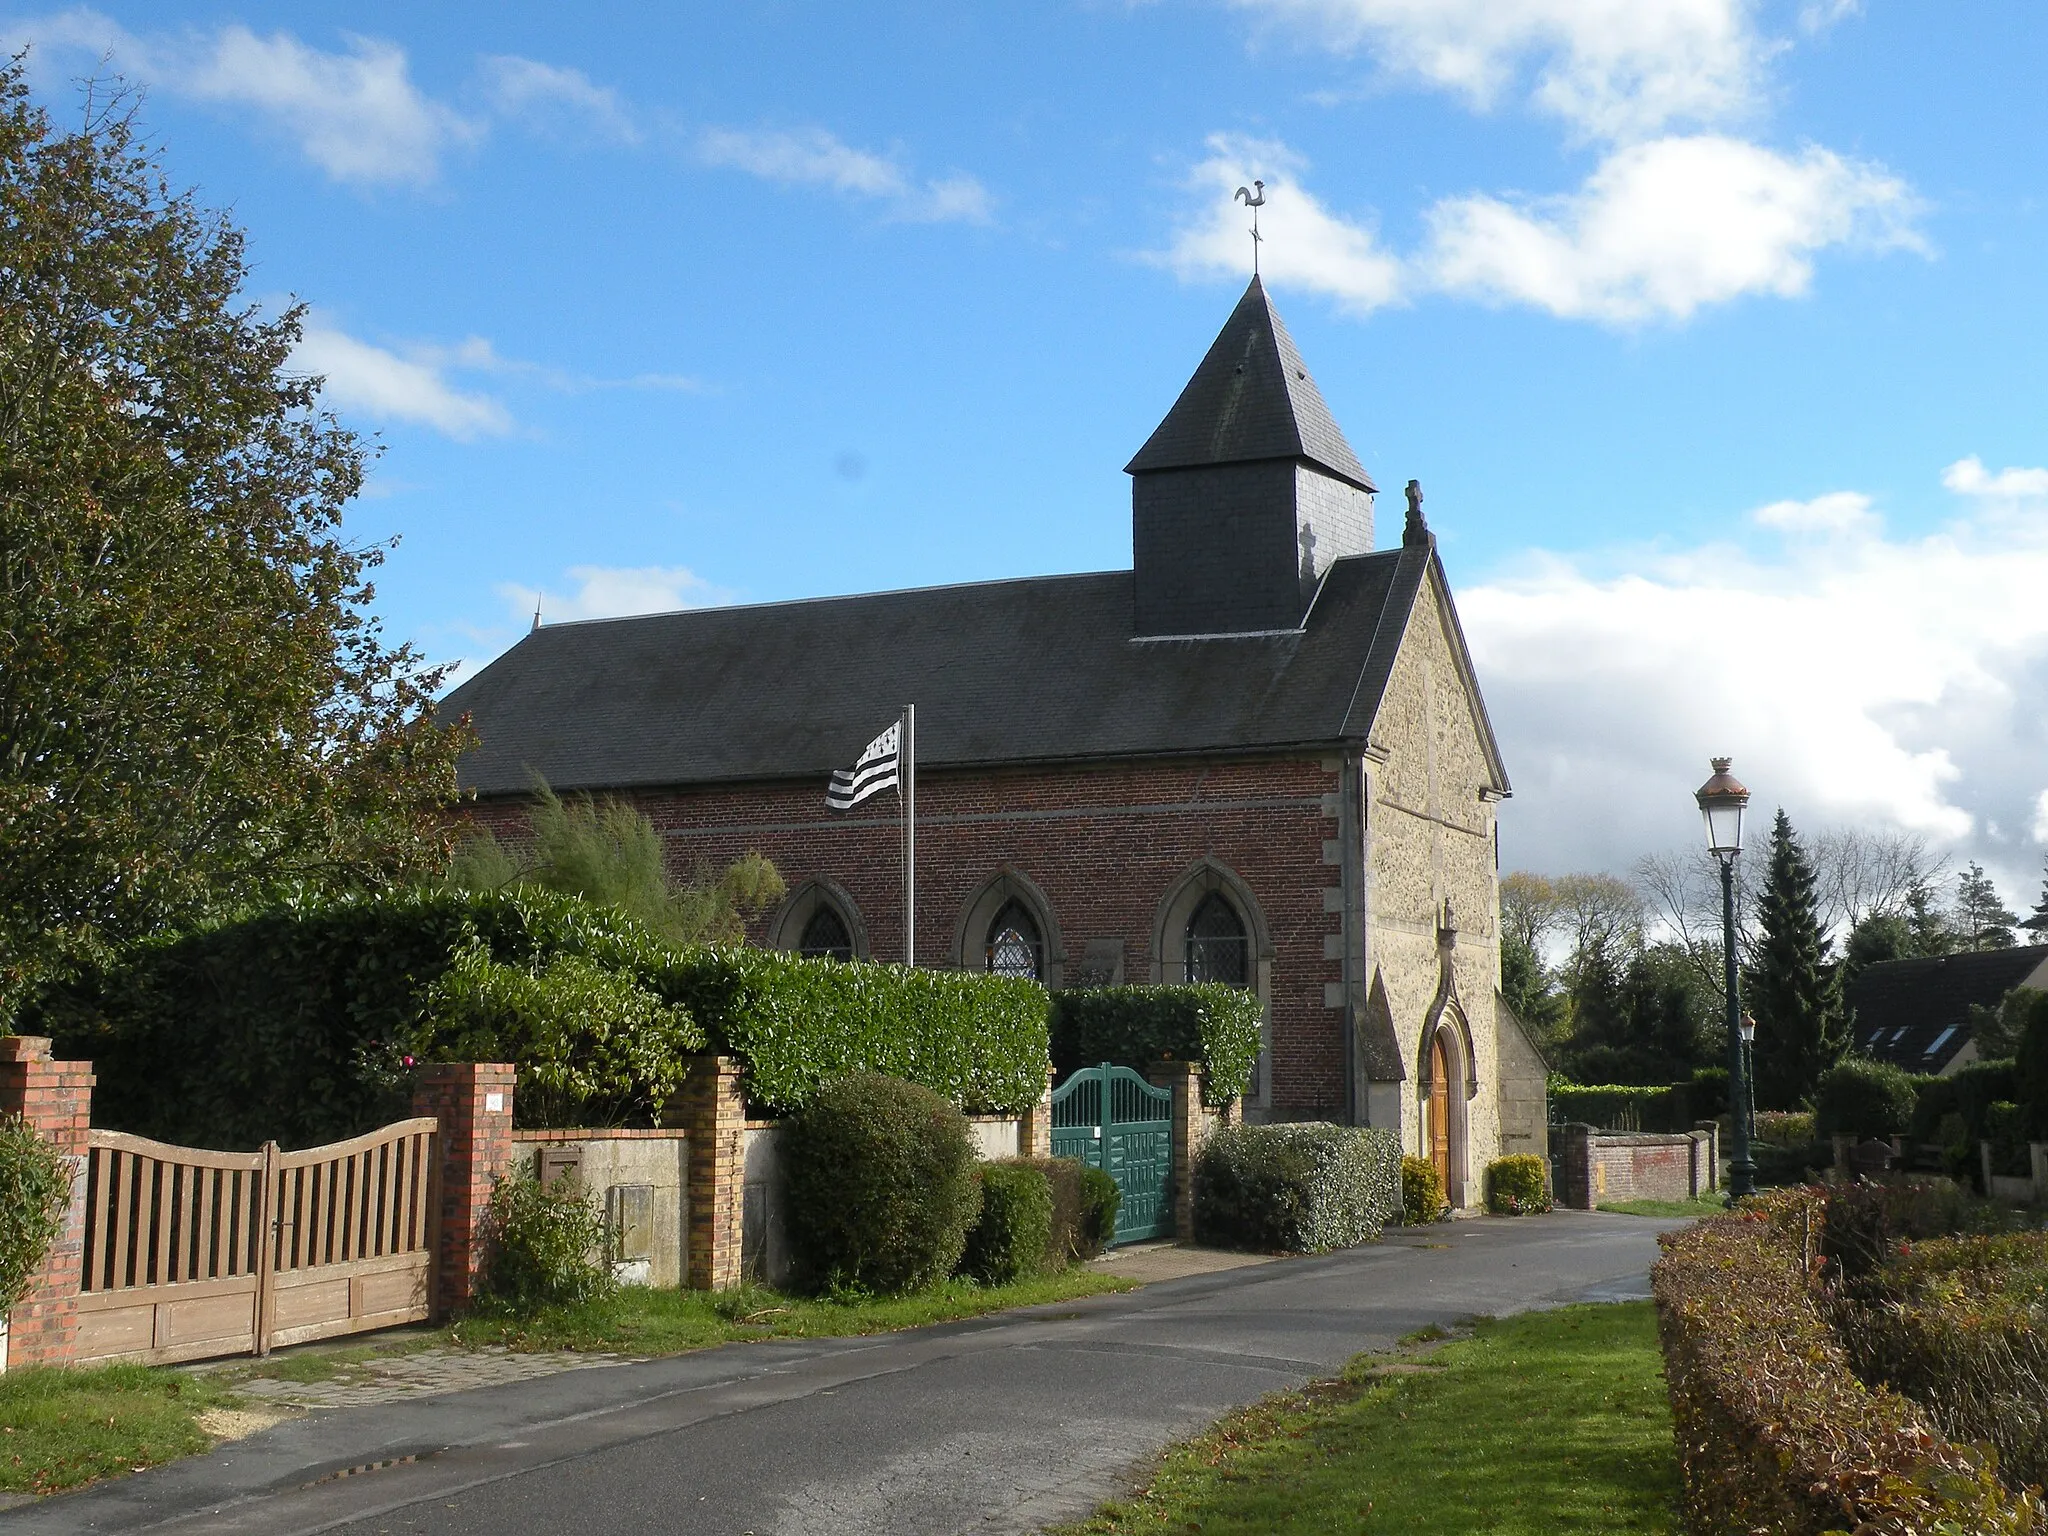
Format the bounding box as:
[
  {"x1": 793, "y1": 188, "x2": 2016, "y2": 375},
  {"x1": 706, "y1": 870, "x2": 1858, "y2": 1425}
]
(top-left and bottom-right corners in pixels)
[{"x1": 1845, "y1": 944, "x2": 2048, "y2": 1073}]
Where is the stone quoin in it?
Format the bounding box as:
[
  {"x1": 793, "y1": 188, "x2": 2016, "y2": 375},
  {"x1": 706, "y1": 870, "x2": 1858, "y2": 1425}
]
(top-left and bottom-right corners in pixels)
[{"x1": 442, "y1": 277, "x2": 1547, "y2": 1208}]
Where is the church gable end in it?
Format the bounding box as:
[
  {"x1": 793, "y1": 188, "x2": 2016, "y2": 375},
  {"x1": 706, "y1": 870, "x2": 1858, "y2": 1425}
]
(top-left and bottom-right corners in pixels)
[{"x1": 1129, "y1": 277, "x2": 1376, "y2": 636}]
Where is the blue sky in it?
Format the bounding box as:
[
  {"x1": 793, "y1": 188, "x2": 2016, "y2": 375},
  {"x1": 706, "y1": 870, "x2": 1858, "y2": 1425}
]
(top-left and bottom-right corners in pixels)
[{"x1": 8, "y1": 2, "x2": 2048, "y2": 909}]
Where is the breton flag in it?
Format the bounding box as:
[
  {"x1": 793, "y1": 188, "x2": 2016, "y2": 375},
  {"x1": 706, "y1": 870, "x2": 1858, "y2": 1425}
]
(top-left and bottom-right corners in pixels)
[{"x1": 827, "y1": 718, "x2": 902, "y2": 811}]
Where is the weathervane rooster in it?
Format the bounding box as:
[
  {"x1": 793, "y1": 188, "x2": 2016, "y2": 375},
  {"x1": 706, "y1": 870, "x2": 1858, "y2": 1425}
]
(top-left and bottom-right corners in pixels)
[{"x1": 1235, "y1": 179, "x2": 1265, "y2": 276}]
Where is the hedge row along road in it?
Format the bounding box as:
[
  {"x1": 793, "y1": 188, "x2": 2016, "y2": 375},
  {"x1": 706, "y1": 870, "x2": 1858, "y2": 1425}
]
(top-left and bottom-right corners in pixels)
[{"x1": 16, "y1": 1212, "x2": 1678, "y2": 1536}]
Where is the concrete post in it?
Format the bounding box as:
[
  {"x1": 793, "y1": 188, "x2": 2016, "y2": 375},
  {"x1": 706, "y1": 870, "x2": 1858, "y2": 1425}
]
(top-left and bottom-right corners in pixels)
[
  {"x1": 2033, "y1": 1142, "x2": 2048, "y2": 1204},
  {"x1": 0, "y1": 1038, "x2": 93, "y2": 1370},
  {"x1": 1980, "y1": 1140, "x2": 1994, "y2": 1198},
  {"x1": 412, "y1": 1063, "x2": 516, "y2": 1319},
  {"x1": 1148, "y1": 1061, "x2": 1202, "y2": 1242},
  {"x1": 680, "y1": 1056, "x2": 746, "y2": 1290}
]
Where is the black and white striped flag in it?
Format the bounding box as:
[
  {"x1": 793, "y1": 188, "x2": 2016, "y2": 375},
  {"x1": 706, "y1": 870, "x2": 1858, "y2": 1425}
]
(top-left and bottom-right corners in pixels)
[{"x1": 827, "y1": 718, "x2": 901, "y2": 811}]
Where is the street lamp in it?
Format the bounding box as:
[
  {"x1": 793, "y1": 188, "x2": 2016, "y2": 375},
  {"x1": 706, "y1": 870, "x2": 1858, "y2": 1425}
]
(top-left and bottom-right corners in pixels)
[
  {"x1": 1739, "y1": 1012, "x2": 1758, "y2": 1154},
  {"x1": 1697, "y1": 757, "x2": 1756, "y2": 1201}
]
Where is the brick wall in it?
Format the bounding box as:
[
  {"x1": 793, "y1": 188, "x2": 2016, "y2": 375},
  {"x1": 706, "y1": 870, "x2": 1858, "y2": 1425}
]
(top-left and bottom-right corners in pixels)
[
  {"x1": 0, "y1": 1038, "x2": 92, "y2": 1368},
  {"x1": 472, "y1": 754, "x2": 1354, "y2": 1118},
  {"x1": 411, "y1": 1063, "x2": 517, "y2": 1317},
  {"x1": 1556, "y1": 1125, "x2": 1716, "y2": 1209}
]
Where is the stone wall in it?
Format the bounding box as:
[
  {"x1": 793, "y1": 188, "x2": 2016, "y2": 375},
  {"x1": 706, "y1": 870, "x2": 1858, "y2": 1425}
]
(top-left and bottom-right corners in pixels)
[
  {"x1": 1495, "y1": 1001, "x2": 1550, "y2": 1168},
  {"x1": 1556, "y1": 1124, "x2": 1718, "y2": 1209},
  {"x1": 512, "y1": 1130, "x2": 689, "y2": 1288}
]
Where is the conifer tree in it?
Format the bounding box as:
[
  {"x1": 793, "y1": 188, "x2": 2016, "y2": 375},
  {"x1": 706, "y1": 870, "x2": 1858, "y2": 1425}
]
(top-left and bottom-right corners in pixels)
[
  {"x1": 1952, "y1": 862, "x2": 2019, "y2": 951},
  {"x1": 1749, "y1": 810, "x2": 1847, "y2": 1110},
  {"x1": 2021, "y1": 854, "x2": 2048, "y2": 939}
]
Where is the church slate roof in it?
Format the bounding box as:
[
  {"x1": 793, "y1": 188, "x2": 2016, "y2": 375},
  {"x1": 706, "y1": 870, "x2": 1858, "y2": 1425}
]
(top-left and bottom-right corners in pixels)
[
  {"x1": 444, "y1": 542, "x2": 1487, "y2": 796},
  {"x1": 1845, "y1": 945, "x2": 2048, "y2": 1074},
  {"x1": 1125, "y1": 276, "x2": 1374, "y2": 491}
]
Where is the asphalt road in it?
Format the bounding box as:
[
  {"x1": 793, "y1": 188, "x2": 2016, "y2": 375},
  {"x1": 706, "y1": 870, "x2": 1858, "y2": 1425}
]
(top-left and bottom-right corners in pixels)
[{"x1": 14, "y1": 1211, "x2": 1675, "y2": 1536}]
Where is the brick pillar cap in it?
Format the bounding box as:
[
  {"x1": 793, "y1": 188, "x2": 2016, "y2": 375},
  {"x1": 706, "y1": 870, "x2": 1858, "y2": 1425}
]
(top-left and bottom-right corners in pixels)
[{"x1": 0, "y1": 1036, "x2": 53, "y2": 1062}]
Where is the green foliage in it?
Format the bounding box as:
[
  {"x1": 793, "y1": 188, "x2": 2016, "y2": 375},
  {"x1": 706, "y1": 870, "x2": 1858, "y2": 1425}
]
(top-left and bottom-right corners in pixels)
[
  {"x1": 1007, "y1": 1157, "x2": 1106, "y2": 1267},
  {"x1": 1049, "y1": 985, "x2": 1262, "y2": 1105},
  {"x1": 959, "y1": 1162, "x2": 1055, "y2": 1284},
  {"x1": 1969, "y1": 985, "x2": 2045, "y2": 1062},
  {"x1": 1910, "y1": 1060, "x2": 2019, "y2": 1165},
  {"x1": 421, "y1": 945, "x2": 702, "y2": 1127},
  {"x1": 2017, "y1": 989, "x2": 2048, "y2": 1139},
  {"x1": 782, "y1": 1074, "x2": 982, "y2": 1295},
  {"x1": 1484, "y1": 1154, "x2": 1551, "y2": 1215},
  {"x1": 31, "y1": 886, "x2": 1047, "y2": 1148},
  {"x1": 0, "y1": 1362, "x2": 241, "y2": 1494},
  {"x1": 1753, "y1": 1110, "x2": 1815, "y2": 1148},
  {"x1": 1547, "y1": 1082, "x2": 1681, "y2": 1132},
  {"x1": 1400, "y1": 1155, "x2": 1449, "y2": 1225},
  {"x1": 1952, "y1": 861, "x2": 2021, "y2": 952},
  {"x1": 451, "y1": 782, "x2": 786, "y2": 945},
  {"x1": 476, "y1": 1172, "x2": 617, "y2": 1315},
  {"x1": 1193, "y1": 1124, "x2": 1399, "y2": 1252},
  {"x1": 0, "y1": 1117, "x2": 72, "y2": 1313},
  {"x1": 1750, "y1": 810, "x2": 1849, "y2": 1111},
  {"x1": 1651, "y1": 1188, "x2": 2045, "y2": 1536},
  {"x1": 665, "y1": 945, "x2": 1049, "y2": 1114},
  {"x1": 1562, "y1": 941, "x2": 1717, "y2": 1086},
  {"x1": 1813, "y1": 1056, "x2": 1922, "y2": 1140},
  {"x1": 0, "y1": 67, "x2": 467, "y2": 1022},
  {"x1": 1499, "y1": 927, "x2": 1566, "y2": 1053},
  {"x1": 1078, "y1": 1164, "x2": 1122, "y2": 1256}
]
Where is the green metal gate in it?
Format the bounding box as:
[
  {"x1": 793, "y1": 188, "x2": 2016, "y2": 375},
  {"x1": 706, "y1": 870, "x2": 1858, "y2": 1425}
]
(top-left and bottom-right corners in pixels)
[{"x1": 1050, "y1": 1063, "x2": 1173, "y2": 1244}]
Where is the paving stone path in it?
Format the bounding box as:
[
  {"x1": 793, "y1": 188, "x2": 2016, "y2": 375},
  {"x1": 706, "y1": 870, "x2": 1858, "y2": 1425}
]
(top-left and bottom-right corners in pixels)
[{"x1": 220, "y1": 1346, "x2": 646, "y2": 1411}]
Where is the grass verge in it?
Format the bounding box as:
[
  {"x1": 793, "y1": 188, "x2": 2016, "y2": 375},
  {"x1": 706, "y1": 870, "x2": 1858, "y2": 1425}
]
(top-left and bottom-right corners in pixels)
[
  {"x1": 0, "y1": 1364, "x2": 243, "y2": 1495},
  {"x1": 449, "y1": 1269, "x2": 1134, "y2": 1354},
  {"x1": 1599, "y1": 1191, "x2": 1728, "y2": 1219},
  {"x1": 1051, "y1": 1301, "x2": 1679, "y2": 1536}
]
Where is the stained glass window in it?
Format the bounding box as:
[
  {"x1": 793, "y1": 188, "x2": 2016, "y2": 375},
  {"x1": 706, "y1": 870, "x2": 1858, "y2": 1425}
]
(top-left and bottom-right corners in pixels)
[
  {"x1": 1185, "y1": 893, "x2": 1248, "y2": 986},
  {"x1": 799, "y1": 906, "x2": 854, "y2": 962},
  {"x1": 985, "y1": 900, "x2": 1043, "y2": 980}
]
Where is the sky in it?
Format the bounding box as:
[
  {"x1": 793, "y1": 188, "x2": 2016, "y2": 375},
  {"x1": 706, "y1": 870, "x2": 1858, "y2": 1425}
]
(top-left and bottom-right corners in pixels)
[{"x1": 7, "y1": 1, "x2": 2048, "y2": 911}]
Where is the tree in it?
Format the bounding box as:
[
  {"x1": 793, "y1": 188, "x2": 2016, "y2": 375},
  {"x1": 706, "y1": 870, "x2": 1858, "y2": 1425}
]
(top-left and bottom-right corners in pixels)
[
  {"x1": 1561, "y1": 941, "x2": 1714, "y2": 1086},
  {"x1": 449, "y1": 782, "x2": 785, "y2": 944},
  {"x1": 1952, "y1": 862, "x2": 2019, "y2": 952},
  {"x1": 1904, "y1": 879, "x2": 1957, "y2": 957},
  {"x1": 2023, "y1": 855, "x2": 2048, "y2": 939},
  {"x1": 1749, "y1": 810, "x2": 1847, "y2": 1110},
  {"x1": 0, "y1": 69, "x2": 466, "y2": 1019}
]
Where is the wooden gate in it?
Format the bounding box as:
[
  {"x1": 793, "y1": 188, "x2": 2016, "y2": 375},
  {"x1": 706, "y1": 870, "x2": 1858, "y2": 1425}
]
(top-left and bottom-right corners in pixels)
[
  {"x1": 1050, "y1": 1064, "x2": 1173, "y2": 1244},
  {"x1": 76, "y1": 1118, "x2": 440, "y2": 1366}
]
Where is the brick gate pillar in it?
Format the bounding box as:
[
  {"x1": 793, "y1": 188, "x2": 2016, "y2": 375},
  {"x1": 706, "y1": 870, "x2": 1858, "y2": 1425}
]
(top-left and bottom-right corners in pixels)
[
  {"x1": 412, "y1": 1063, "x2": 516, "y2": 1319},
  {"x1": 679, "y1": 1056, "x2": 746, "y2": 1290},
  {"x1": 1148, "y1": 1061, "x2": 1202, "y2": 1242},
  {"x1": 1017, "y1": 1068, "x2": 1055, "y2": 1160},
  {"x1": 0, "y1": 1037, "x2": 94, "y2": 1369}
]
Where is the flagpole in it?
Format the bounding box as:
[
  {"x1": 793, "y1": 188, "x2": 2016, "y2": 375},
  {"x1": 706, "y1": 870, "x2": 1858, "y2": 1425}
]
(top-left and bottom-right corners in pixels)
[{"x1": 902, "y1": 703, "x2": 916, "y2": 966}]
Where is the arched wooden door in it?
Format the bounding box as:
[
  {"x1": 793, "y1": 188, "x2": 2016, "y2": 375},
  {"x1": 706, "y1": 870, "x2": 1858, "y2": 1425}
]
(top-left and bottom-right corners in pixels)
[{"x1": 1428, "y1": 1032, "x2": 1451, "y2": 1191}]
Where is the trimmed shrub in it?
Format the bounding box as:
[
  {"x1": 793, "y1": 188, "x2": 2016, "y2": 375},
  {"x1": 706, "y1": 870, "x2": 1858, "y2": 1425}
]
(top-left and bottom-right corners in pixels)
[
  {"x1": 959, "y1": 1162, "x2": 1055, "y2": 1284},
  {"x1": 1049, "y1": 985, "x2": 1262, "y2": 1105},
  {"x1": 2019, "y1": 989, "x2": 2048, "y2": 1138},
  {"x1": 0, "y1": 1118, "x2": 73, "y2": 1315},
  {"x1": 476, "y1": 1171, "x2": 616, "y2": 1314},
  {"x1": 1078, "y1": 1164, "x2": 1121, "y2": 1256},
  {"x1": 660, "y1": 946, "x2": 1048, "y2": 1115},
  {"x1": 1986, "y1": 1100, "x2": 2032, "y2": 1177},
  {"x1": 1813, "y1": 1056, "x2": 1921, "y2": 1140},
  {"x1": 1400, "y1": 1155, "x2": 1449, "y2": 1225},
  {"x1": 1194, "y1": 1124, "x2": 1399, "y2": 1252},
  {"x1": 1548, "y1": 1083, "x2": 1677, "y2": 1132},
  {"x1": 1836, "y1": 1230, "x2": 2048, "y2": 1494},
  {"x1": 1911, "y1": 1058, "x2": 2017, "y2": 1146},
  {"x1": 782, "y1": 1074, "x2": 982, "y2": 1295},
  {"x1": 1753, "y1": 1109, "x2": 1814, "y2": 1148},
  {"x1": 1483, "y1": 1154, "x2": 1550, "y2": 1215},
  {"x1": 1652, "y1": 1189, "x2": 2044, "y2": 1535}
]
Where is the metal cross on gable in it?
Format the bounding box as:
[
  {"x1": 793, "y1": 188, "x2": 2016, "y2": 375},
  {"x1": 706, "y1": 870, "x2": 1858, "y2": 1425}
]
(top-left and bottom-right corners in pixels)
[{"x1": 1234, "y1": 179, "x2": 1265, "y2": 276}]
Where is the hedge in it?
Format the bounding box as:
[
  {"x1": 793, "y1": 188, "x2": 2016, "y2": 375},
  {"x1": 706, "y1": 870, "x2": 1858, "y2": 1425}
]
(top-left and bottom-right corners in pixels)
[
  {"x1": 1812, "y1": 1056, "x2": 1922, "y2": 1140},
  {"x1": 1399, "y1": 1155, "x2": 1448, "y2": 1225},
  {"x1": 958, "y1": 1162, "x2": 1055, "y2": 1284},
  {"x1": 1483, "y1": 1154, "x2": 1550, "y2": 1215},
  {"x1": 1193, "y1": 1124, "x2": 1399, "y2": 1252},
  {"x1": 1049, "y1": 985, "x2": 1262, "y2": 1105},
  {"x1": 31, "y1": 889, "x2": 1049, "y2": 1148},
  {"x1": 1550, "y1": 1071, "x2": 1729, "y2": 1133},
  {"x1": 1651, "y1": 1189, "x2": 2044, "y2": 1536}
]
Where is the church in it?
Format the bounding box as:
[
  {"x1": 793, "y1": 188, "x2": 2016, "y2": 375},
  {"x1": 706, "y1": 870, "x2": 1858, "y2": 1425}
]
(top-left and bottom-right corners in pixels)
[{"x1": 444, "y1": 276, "x2": 1549, "y2": 1209}]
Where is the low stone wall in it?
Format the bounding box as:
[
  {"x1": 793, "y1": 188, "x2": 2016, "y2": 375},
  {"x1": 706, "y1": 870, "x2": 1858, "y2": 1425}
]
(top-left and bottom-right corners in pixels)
[
  {"x1": 1557, "y1": 1122, "x2": 1717, "y2": 1210},
  {"x1": 1980, "y1": 1141, "x2": 2048, "y2": 1206},
  {"x1": 511, "y1": 1129, "x2": 688, "y2": 1287}
]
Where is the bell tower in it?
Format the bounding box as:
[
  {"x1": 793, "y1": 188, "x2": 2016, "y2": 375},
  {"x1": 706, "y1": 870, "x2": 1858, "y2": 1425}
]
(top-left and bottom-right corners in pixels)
[{"x1": 1127, "y1": 276, "x2": 1375, "y2": 636}]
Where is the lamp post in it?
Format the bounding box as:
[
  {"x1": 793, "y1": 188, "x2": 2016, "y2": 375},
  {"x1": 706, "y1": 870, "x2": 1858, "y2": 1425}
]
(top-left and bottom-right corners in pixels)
[
  {"x1": 1739, "y1": 1013, "x2": 1757, "y2": 1152},
  {"x1": 1696, "y1": 757, "x2": 1756, "y2": 1201}
]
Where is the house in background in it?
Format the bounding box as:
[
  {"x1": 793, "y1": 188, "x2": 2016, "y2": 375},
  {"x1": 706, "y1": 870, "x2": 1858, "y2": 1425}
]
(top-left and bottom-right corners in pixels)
[
  {"x1": 443, "y1": 276, "x2": 1549, "y2": 1208},
  {"x1": 1845, "y1": 944, "x2": 2048, "y2": 1075}
]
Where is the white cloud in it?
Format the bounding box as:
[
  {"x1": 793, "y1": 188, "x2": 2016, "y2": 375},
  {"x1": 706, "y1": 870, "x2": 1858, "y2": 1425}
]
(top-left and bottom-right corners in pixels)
[
  {"x1": 1422, "y1": 135, "x2": 1922, "y2": 324},
  {"x1": 7, "y1": 11, "x2": 479, "y2": 184},
  {"x1": 290, "y1": 321, "x2": 511, "y2": 439},
  {"x1": 501, "y1": 566, "x2": 733, "y2": 625},
  {"x1": 1942, "y1": 455, "x2": 2048, "y2": 503},
  {"x1": 1465, "y1": 466, "x2": 2048, "y2": 899},
  {"x1": 1752, "y1": 491, "x2": 1878, "y2": 535},
  {"x1": 2032, "y1": 790, "x2": 2048, "y2": 846},
  {"x1": 1156, "y1": 134, "x2": 1404, "y2": 314},
  {"x1": 1799, "y1": 0, "x2": 1862, "y2": 36},
  {"x1": 1233, "y1": 0, "x2": 1763, "y2": 142},
  {"x1": 480, "y1": 55, "x2": 637, "y2": 143},
  {"x1": 699, "y1": 126, "x2": 993, "y2": 224}
]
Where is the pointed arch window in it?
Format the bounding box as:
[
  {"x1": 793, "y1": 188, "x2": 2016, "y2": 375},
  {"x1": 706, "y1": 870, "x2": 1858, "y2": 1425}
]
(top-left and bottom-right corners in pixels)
[
  {"x1": 1185, "y1": 893, "x2": 1248, "y2": 986},
  {"x1": 985, "y1": 900, "x2": 1043, "y2": 981},
  {"x1": 799, "y1": 906, "x2": 854, "y2": 962}
]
